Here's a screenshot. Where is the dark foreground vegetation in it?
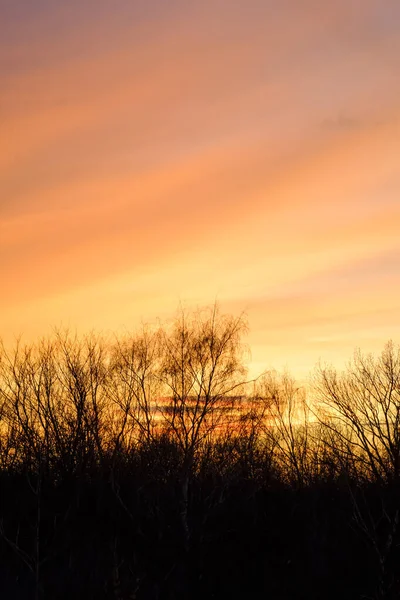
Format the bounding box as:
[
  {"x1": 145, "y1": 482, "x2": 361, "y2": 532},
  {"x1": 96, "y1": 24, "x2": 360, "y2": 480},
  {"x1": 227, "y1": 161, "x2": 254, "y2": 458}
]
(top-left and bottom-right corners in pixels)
[{"x1": 1, "y1": 306, "x2": 400, "y2": 599}]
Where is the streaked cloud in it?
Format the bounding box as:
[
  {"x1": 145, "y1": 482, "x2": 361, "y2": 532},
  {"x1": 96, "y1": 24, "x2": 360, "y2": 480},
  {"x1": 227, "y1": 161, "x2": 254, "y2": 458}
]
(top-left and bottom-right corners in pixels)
[{"x1": 1, "y1": 0, "x2": 399, "y2": 377}]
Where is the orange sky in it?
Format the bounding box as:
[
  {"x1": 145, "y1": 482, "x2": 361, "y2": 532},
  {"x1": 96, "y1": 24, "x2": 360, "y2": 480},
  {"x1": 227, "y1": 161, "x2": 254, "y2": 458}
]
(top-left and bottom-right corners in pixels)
[{"x1": 1, "y1": 0, "x2": 400, "y2": 379}]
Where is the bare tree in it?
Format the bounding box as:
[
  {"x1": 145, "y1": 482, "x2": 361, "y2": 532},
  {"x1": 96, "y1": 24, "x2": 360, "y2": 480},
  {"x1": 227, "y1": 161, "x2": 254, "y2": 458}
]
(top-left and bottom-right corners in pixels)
[
  {"x1": 158, "y1": 304, "x2": 249, "y2": 547},
  {"x1": 314, "y1": 342, "x2": 400, "y2": 483},
  {"x1": 314, "y1": 342, "x2": 400, "y2": 599},
  {"x1": 256, "y1": 370, "x2": 311, "y2": 487},
  {"x1": 108, "y1": 326, "x2": 160, "y2": 455},
  {"x1": 159, "y1": 306, "x2": 248, "y2": 457}
]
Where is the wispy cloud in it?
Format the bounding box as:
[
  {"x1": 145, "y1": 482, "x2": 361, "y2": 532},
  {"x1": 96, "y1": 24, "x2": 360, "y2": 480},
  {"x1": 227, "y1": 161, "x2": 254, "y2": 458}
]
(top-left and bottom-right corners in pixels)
[{"x1": 1, "y1": 0, "x2": 400, "y2": 375}]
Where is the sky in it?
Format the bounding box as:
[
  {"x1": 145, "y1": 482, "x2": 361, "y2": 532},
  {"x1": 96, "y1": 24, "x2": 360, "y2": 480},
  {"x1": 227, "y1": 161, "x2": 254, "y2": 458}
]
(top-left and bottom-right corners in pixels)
[{"x1": 1, "y1": 0, "x2": 400, "y2": 378}]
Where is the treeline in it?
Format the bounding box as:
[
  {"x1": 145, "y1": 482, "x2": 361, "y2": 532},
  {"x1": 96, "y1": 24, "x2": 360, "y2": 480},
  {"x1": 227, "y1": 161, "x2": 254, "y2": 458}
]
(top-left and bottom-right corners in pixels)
[{"x1": 0, "y1": 305, "x2": 400, "y2": 599}]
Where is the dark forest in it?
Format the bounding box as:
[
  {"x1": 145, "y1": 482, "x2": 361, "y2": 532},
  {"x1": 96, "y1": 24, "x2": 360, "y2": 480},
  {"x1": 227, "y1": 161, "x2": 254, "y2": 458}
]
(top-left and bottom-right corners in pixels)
[{"x1": 1, "y1": 307, "x2": 400, "y2": 599}]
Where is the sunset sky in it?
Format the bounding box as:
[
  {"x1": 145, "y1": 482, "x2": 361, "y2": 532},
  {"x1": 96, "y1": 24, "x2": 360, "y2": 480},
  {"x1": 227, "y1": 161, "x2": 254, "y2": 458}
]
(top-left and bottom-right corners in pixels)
[{"x1": 1, "y1": 0, "x2": 400, "y2": 378}]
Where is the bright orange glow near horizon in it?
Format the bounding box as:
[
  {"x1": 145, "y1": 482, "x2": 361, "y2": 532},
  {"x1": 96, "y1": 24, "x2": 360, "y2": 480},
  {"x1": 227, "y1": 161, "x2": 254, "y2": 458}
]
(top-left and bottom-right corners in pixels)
[{"x1": 1, "y1": 1, "x2": 400, "y2": 379}]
